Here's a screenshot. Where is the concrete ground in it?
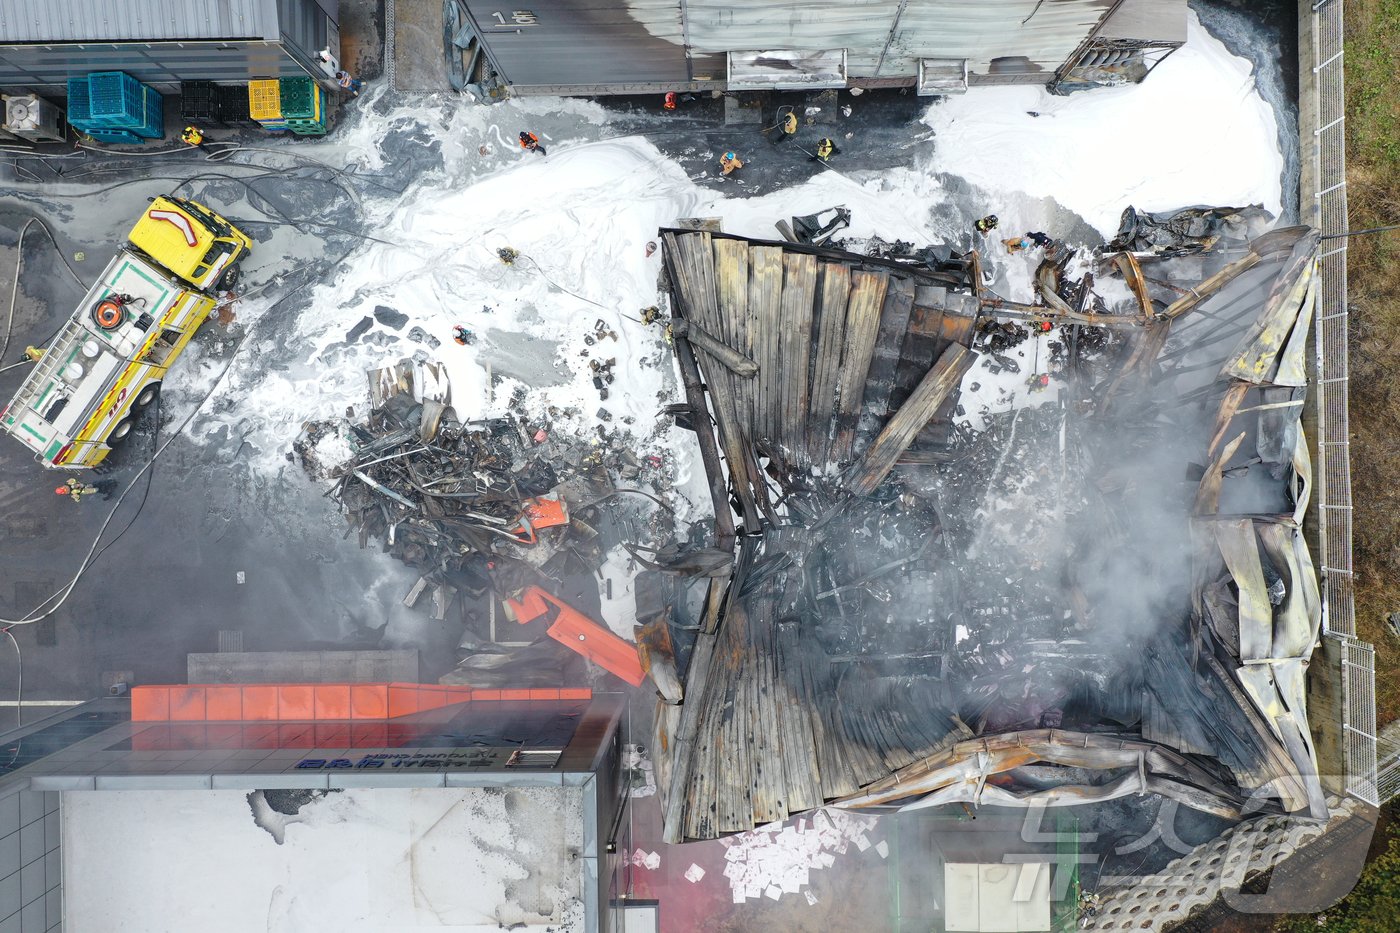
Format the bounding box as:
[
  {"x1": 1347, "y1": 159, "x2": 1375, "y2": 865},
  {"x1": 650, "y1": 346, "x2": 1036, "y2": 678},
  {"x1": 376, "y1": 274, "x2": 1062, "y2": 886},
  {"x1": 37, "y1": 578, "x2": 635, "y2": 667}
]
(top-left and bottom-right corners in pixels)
[
  {"x1": 392, "y1": 0, "x2": 452, "y2": 91},
  {"x1": 338, "y1": 0, "x2": 385, "y2": 81}
]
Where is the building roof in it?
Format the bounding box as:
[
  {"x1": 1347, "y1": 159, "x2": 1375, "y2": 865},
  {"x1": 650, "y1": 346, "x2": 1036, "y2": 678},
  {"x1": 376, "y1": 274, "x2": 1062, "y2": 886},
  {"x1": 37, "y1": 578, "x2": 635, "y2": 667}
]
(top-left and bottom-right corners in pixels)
[
  {"x1": 628, "y1": 0, "x2": 1184, "y2": 77},
  {"x1": 0, "y1": 0, "x2": 278, "y2": 44}
]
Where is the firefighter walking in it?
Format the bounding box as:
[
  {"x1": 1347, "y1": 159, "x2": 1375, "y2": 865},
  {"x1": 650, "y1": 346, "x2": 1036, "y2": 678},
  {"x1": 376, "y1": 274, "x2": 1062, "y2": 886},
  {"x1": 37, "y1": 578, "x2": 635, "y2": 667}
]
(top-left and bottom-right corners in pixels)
[{"x1": 54, "y1": 478, "x2": 97, "y2": 503}]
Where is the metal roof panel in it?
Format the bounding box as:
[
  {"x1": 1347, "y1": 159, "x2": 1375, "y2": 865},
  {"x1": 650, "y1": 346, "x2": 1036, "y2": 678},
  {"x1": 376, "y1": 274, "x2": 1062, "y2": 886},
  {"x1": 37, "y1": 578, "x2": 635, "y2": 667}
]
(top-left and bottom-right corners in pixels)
[{"x1": 0, "y1": 0, "x2": 273, "y2": 43}]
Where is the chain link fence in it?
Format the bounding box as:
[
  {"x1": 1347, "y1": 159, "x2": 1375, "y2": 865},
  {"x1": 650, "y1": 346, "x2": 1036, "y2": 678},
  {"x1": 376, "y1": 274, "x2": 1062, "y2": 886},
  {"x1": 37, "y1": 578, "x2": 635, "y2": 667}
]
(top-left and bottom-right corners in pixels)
[{"x1": 1305, "y1": 0, "x2": 1382, "y2": 806}]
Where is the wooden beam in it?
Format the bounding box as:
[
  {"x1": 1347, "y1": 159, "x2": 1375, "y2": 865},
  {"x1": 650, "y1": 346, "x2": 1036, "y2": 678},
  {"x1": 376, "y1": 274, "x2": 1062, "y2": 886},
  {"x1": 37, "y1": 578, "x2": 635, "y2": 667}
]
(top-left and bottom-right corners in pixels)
[
  {"x1": 672, "y1": 319, "x2": 758, "y2": 377},
  {"x1": 662, "y1": 234, "x2": 738, "y2": 547},
  {"x1": 847, "y1": 344, "x2": 972, "y2": 496},
  {"x1": 1161, "y1": 250, "x2": 1264, "y2": 321}
]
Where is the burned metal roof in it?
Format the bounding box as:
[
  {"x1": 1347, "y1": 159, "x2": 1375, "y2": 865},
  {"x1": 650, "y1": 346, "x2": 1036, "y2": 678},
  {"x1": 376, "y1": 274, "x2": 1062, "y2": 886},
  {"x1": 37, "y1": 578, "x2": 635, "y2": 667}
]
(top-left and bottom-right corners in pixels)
[{"x1": 653, "y1": 220, "x2": 1325, "y2": 841}]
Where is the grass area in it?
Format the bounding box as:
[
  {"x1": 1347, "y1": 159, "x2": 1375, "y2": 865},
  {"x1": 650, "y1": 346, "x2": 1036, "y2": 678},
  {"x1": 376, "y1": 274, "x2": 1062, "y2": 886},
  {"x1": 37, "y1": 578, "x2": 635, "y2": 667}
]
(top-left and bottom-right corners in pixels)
[
  {"x1": 1340, "y1": 0, "x2": 1400, "y2": 726},
  {"x1": 1273, "y1": 802, "x2": 1400, "y2": 931}
]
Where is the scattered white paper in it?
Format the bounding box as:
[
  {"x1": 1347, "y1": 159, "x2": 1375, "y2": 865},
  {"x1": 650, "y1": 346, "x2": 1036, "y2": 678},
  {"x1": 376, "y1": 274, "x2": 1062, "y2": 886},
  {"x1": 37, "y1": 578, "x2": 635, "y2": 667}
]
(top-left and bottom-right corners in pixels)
[
  {"x1": 684, "y1": 863, "x2": 705, "y2": 883},
  {"x1": 876, "y1": 840, "x2": 889, "y2": 859}
]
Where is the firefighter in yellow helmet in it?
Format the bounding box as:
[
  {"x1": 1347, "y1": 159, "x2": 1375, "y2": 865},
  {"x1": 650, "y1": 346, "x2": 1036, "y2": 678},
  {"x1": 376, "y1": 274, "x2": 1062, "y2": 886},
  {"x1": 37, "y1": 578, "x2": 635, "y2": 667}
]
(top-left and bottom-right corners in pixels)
[
  {"x1": 774, "y1": 110, "x2": 798, "y2": 145},
  {"x1": 181, "y1": 126, "x2": 210, "y2": 152}
]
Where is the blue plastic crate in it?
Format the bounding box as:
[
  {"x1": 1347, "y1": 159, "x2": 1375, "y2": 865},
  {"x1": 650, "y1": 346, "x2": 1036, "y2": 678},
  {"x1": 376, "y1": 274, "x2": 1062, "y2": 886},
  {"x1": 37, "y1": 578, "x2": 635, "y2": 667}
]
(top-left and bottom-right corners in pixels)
[
  {"x1": 66, "y1": 77, "x2": 92, "y2": 125},
  {"x1": 128, "y1": 86, "x2": 165, "y2": 139},
  {"x1": 82, "y1": 127, "x2": 142, "y2": 145},
  {"x1": 87, "y1": 71, "x2": 145, "y2": 126}
]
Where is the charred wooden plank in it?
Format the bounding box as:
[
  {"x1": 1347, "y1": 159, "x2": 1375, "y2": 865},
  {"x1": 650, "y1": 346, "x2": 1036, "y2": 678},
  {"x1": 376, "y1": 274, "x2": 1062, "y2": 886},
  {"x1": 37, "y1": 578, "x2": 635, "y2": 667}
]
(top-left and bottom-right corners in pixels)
[
  {"x1": 779, "y1": 252, "x2": 819, "y2": 463},
  {"x1": 840, "y1": 695, "x2": 891, "y2": 788},
  {"x1": 775, "y1": 618, "x2": 824, "y2": 811},
  {"x1": 748, "y1": 592, "x2": 788, "y2": 826},
  {"x1": 808, "y1": 263, "x2": 851, "y2": 464},
  {"x1": 661, "y1": 573, "x2": 731, "y2": 844},
  {"x1": 848, "y1": 344, "x2": 973, "y2": 496},
  {"x1": 806, "y1": 649, "x2": 858, "y2": 799},
  {"x1": 859, "y1": 276, "x2": 917, "y2": 440},
  {"x1": 1206, "y1": 382, "x2": 1251, "y2": 459},
  {"x1": 832, "y1": 270, "x2": 889, "y2": 461},
  {"x1": 713, "y1": 237, "x2": 754, "y2": 423},
  {"x1": 714, "y1": 601, "x2": 752, "y2": 834},
  {"x1": 749, "y1": 246, "x2": 785, "y2": 445}
]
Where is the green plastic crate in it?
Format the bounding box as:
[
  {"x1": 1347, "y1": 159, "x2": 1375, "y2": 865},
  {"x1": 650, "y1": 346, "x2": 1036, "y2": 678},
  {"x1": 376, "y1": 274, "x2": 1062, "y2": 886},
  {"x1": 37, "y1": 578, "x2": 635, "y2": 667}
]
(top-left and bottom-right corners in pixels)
[{"x1": 277, "y1": 77, "x2": 321, "y2": 120}]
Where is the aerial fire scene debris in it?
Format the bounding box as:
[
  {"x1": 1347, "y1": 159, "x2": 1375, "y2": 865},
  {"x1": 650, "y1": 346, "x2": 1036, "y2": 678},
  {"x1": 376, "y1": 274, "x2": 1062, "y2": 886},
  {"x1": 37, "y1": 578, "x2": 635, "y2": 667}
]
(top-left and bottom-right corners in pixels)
[{"x1": 0, "y1": 1, "x2": 1378, "y2": 932}]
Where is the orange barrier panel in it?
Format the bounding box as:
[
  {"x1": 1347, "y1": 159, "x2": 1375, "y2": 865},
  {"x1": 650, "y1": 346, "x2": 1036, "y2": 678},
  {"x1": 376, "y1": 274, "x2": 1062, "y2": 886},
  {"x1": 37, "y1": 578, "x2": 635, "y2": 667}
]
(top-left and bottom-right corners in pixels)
[
  {"x1": 350, "y1": 683, "x2": 389, "y2": 719},
  {"x1": 505, "y1": 586, "x2": 646, "y2": 687},
  {"x1": 130, "y1": 682, "x2": 593, "y2": 721}
]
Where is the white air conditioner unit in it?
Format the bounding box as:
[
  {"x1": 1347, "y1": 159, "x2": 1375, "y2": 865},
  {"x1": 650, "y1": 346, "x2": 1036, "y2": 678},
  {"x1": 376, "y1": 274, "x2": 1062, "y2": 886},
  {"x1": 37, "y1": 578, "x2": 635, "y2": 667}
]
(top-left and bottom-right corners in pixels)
[
  {"x1": 315, "y1": 47, "x2": 340, "y2": 79},
  {"x1": 4, "y1": 94, "x2": 65, "y2": 142}
]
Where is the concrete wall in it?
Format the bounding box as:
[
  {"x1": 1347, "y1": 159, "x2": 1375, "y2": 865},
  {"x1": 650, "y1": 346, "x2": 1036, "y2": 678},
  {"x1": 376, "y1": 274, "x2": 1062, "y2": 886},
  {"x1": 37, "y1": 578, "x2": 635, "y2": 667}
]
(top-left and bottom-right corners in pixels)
[
  {"x1": 0, "y1": 786, "x2": 61, "y2": 933},
  {"x1": 186, "y1": 650, "x2": 420, "y2": 684}
]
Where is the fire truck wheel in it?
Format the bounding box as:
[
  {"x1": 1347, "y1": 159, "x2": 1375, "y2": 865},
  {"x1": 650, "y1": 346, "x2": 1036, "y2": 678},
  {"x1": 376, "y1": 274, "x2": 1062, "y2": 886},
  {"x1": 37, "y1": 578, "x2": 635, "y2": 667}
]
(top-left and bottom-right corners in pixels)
[
  {"x1": 217, "y1": 265, "x2": 241, "y2": 291},
  {"x1": 134, "y1": 383, "x2": 161, "y2": 410},
  {"x1": 108, "y1": 418, "x2": 135, "y2": 446}
]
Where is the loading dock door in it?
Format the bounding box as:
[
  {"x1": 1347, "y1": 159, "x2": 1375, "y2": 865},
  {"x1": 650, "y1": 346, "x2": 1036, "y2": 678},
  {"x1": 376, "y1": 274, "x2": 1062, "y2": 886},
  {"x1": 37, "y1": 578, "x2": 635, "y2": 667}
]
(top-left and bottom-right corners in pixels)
[{"x1": 459, "y1": 0, "x2": 696, "y2": 89}]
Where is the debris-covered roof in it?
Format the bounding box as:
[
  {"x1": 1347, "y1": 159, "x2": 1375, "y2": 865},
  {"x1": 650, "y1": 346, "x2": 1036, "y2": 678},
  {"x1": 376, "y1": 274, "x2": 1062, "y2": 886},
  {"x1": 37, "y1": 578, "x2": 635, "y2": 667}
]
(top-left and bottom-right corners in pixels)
[{"x1": 654, "y1": 219, "x2": 1325, "y2": 842}]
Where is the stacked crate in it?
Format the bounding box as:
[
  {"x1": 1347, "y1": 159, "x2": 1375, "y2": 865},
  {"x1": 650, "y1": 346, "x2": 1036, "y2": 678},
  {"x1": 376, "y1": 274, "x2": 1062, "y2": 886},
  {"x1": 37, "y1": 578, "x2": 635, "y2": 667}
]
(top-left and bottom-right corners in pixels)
[
  {"x1": 247, "y1": 79, "x2": 288, "y2": 131},
  {"x1": 65, "y1": 72, "x2": 164, "y2": 141},
  {"x1": 214, "y1": 84, "x2": 258, "y2": 128},
  {"x1": 178, "y1": 80, "x2": 222, "y2": 127},
  {"x1": 278, "y1": 77, "x2": 329, "y2": 136}
]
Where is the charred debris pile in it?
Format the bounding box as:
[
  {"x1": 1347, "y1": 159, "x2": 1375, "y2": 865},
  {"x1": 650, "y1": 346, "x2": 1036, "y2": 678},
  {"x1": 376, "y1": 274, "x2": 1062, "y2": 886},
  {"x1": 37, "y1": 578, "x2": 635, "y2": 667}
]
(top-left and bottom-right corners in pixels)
[
  {"x1": 292, "y1": 358, "x2": 683, "y2": 688},
  {"x1": 651, "y1": 210, "x2": 1327, "y2": 842}
]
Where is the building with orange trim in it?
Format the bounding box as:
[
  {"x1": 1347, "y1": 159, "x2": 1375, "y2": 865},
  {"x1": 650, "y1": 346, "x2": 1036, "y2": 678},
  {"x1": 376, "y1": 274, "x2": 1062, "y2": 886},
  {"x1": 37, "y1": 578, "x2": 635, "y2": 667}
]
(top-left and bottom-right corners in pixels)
[{"x1": 0, "y1": 664, "x2": 626, "y2": 931}]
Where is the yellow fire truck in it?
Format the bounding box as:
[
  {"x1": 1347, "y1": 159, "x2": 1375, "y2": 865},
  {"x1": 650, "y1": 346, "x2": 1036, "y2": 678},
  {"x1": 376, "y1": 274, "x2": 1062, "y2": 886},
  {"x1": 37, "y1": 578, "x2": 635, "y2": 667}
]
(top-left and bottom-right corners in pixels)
[{"x1": 0, "y1": 196, "x2": 251, "y2": 468}]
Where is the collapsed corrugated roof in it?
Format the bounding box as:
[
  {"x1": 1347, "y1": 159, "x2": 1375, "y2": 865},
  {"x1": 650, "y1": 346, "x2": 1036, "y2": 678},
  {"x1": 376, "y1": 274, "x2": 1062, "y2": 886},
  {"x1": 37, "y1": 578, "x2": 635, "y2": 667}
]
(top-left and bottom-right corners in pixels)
[{"x1": 652, "y1": 221, "x2": 1325, "y2": 842}]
